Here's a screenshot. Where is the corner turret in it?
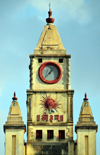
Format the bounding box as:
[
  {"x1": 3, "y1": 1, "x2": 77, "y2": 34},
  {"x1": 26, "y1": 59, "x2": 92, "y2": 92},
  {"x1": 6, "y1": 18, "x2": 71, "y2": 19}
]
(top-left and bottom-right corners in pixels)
[
  {"x1": 3, "y1": 92, "x2": 26, "y2": 155},
  {"x1": 75, "y1": 93, "x2": 98, "y2": 155}
]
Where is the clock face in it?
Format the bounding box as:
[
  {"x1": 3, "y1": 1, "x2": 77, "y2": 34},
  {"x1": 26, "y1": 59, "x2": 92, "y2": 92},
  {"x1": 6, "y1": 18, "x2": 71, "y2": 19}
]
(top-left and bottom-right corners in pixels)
[{"x1": 38, "y1": 61, "x2": 62, "y2": 84}]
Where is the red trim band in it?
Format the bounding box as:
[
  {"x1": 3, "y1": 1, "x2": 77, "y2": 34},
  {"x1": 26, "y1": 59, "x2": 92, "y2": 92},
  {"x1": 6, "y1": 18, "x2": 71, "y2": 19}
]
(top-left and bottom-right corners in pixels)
[{"x1": 38, "y1": 61, "x2": 62, "y2": 84}]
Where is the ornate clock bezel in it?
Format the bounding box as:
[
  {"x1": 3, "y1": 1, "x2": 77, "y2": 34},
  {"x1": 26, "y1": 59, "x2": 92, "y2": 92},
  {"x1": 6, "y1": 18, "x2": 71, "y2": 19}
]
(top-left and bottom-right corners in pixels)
[{"x1": 38, "y1": 61, "x2": 62, "y2": 84}]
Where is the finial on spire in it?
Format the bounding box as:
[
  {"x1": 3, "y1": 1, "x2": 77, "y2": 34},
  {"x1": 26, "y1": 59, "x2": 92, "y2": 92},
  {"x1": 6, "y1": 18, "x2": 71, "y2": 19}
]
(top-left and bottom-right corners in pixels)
[
  {"x1": 49, "y1": 2, "x2": 51, "y2": 10},
  {"x1": 12, "y1": 92, "x2": 18, "y2": 101},
  {"x1": 46, "y1": 4, "x2": 55, "y2": 24},
  {"x1": 83, "y1": 93, "x2": 88, "y2": 101}
]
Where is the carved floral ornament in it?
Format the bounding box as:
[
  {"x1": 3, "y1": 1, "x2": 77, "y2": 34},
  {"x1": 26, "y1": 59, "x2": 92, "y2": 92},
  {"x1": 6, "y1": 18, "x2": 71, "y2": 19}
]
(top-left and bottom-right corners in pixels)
[
  {"x1": 40, "y1": 95, "x2": 61, "y2": 113},
  {"x1": 37, "y1": 95, "x2": 64, "y2": 122}
]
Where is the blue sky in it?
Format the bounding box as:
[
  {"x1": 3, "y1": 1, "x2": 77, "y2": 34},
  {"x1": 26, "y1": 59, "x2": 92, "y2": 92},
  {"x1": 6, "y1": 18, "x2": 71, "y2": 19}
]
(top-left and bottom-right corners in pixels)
[{"x1": 0, "y1": 0, "x2": 100, "y2": 154}]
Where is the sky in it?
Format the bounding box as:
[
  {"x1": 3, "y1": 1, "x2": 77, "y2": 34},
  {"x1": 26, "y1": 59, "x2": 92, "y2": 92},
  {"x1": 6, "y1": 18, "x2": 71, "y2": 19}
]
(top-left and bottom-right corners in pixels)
[{"x1": 0, "y1": 0, "x2": 100, "y2": 154}]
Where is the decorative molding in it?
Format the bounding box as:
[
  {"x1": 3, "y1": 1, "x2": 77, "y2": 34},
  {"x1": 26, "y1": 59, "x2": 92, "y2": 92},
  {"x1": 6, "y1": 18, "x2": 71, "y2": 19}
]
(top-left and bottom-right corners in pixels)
[
  {"x1": 67, "y1": 58, "x2": 71, "y2": 89},
  {"x1": 70, "y1": 97, "x2": 73, "y2": 121},
  {"x1": 27, "y1": 122, "x2": 73, "y2": 126},
  {"x1": 75, "y1": 125, "x2": 98, "y2": 133},
  {"x1": 3, "y1": 125, "x2": 26, "y2": 132},
  {"x1": 27, "y1": 89, "x2": 74, "y2": 93},
  {"x1": 30, "y1": 58, "x2": 34, "y2": 89},
  {"x1": 30, "y1": 54, "x2": 71, "y2": 58}
]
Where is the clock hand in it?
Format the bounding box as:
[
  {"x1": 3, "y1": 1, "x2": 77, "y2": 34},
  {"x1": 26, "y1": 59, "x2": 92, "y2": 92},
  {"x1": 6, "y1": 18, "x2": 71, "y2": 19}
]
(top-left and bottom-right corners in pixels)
[
  {"x1": 45, "y1": 72, "x2": 49, "y2": 78},
  {"x1": 45, "y1": 69, "x2": 48, "y2": 76},
  {"x1": 45, "y1": 69, "x2": 49, "y2": 78},
  {"x1": 47, "y1": 66, "x2": 53, "y2": 75},
  {"x1": 49, "y1": 66, "x2": 53, "y2": 73},
  {"x1": 45, "y1": 69, "x2": 50, "y2": 78},
  {"x1": 45, "y1": 66, "x2": 53, "y2": 78}
]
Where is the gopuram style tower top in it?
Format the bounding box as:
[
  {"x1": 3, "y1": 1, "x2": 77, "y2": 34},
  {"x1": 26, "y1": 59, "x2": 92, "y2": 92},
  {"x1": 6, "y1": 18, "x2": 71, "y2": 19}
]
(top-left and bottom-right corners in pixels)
[{"x1": 34, "y1": 7, "x2": 66, "y2": 54}]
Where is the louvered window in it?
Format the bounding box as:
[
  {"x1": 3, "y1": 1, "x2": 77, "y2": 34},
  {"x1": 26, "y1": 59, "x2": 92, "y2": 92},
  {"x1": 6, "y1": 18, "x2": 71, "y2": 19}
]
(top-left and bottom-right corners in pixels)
[
  {"x1": 36, "y1": 130, "x2": 42, "y2": 139},
  {"x1": 47, "y1": 130, "x2": 53, "y2": 139},
  {"x1": 59, "y1": 130, "x2": 65, "y2": 139}
]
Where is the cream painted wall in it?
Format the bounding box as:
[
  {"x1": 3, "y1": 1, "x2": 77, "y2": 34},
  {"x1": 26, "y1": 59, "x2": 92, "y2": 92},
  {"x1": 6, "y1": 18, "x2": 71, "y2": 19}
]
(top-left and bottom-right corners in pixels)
[
  {"x1": 5, "y1": 129, "x2": 24, "y2": 155},
  {"x1": 27, "y1": 125, "x2": 73, "y2": 143},
  {"x1": 31, "y1": 92, "x2": 68, "y2": 123},
  {"x1": 77, "y1": 129, "x2": 96, "y2": 155},
  {"x1": 31, "y1": 57, "x2": 69, "y2": 90}
]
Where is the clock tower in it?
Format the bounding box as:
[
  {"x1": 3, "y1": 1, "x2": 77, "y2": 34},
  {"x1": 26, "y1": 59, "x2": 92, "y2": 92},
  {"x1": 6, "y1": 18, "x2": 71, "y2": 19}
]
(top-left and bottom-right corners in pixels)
[
  {"x1": 3, "y1": 6, "x2": 98, "y2": 155},
  {"x1": 26, "y1": 7, "x2": 74, "y2": 155}
]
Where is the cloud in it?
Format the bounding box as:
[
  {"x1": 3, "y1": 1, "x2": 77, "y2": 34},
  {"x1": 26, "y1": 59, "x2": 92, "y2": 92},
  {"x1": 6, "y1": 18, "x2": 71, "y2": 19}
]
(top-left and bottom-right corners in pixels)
[
  {"x1": 27, "y1": 0, "x2": 92, "y2": 25},
  {"x1": 0, "y1": 0, "x2": 27, "y2": 16},
  {"x1": 0, "y1": 0, "x2": 99, "y2": 25},
  {"x1": 0, "y1": 81, "x2": 5, "y2": 97},
  {"x1": 0, "y1": 3, "x2": 45, "y2": 96}
]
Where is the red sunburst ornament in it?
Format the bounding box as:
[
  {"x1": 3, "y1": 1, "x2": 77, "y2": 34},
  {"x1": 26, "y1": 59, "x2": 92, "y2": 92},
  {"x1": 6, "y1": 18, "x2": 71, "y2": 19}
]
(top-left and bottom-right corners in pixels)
[{"x1": 40, "y1": 95, "x2": 61, "y2": 114}]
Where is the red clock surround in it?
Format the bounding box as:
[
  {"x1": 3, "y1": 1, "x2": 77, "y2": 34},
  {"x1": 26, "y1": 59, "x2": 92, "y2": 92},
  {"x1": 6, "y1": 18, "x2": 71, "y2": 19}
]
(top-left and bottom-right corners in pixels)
[{"x1": 38, "y1": 61, "x2": 62, "y2": 84}]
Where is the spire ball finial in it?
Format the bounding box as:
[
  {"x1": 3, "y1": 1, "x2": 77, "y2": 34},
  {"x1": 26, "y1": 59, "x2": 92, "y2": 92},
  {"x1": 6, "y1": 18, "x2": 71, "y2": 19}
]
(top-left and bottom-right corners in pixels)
[
  {"x1": 83, "y1": 93, "x2": 88, "y2": 101},
  {"x1": 12, "y1": 91, "x2": 18, "y2": 101},
  {"x1": 46, "y1": 4, "x2": 55, "y2": 24}
]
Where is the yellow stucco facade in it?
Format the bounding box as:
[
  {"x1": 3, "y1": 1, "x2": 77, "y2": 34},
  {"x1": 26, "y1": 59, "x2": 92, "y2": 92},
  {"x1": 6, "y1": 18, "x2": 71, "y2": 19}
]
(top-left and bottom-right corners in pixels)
[
  {"x1": 3, "y1": 8, "x2": 98, "y2": 155},
  {"x1": 77, "y1": 129, "x2": 96, "y2": 155},
  {"x1": 5, "y1": 129, "x2": 25, "y2": 155}
]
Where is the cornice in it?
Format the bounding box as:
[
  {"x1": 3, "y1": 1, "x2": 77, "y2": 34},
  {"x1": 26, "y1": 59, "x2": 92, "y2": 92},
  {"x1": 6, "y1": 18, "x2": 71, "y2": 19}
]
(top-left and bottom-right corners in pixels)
[
  {"x1": 29, "y1": 54, "x2": 71, "y2": 58},
  {"x1": 27, "y1": 89, "x2": 74, "y2": 94},
  {"x1": 75, "y1": 124, "x2": 98, "y2": 133},
  {"x1": 27, "y1": 121, "x2": 73, "y2": 126},
  {"x1": 3, "y1": 124, "x2": 26, "y2": 133}
]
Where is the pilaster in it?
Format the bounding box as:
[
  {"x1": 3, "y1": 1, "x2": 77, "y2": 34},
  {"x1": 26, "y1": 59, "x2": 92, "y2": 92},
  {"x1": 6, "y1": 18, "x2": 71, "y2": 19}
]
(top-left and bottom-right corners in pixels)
[{"x1": 68, "y1": 140, "x2": 74, "y2": 155}]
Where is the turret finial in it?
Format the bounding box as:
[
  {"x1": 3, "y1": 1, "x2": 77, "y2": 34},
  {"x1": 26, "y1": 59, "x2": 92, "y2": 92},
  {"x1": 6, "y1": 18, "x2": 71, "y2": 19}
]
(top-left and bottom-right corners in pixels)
[
  {"x1": 46, "y1": 4, "x2": 55, "y2": 24},
  {"x1": 83, "y1": 93, "x2": 88, "y2": 101},
  {"x1": 49, "y1": 2, "x2": 51, "y2": 10},
  {"x1": 12, "y1": 92, "x2": 18, "y2": 101}
]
